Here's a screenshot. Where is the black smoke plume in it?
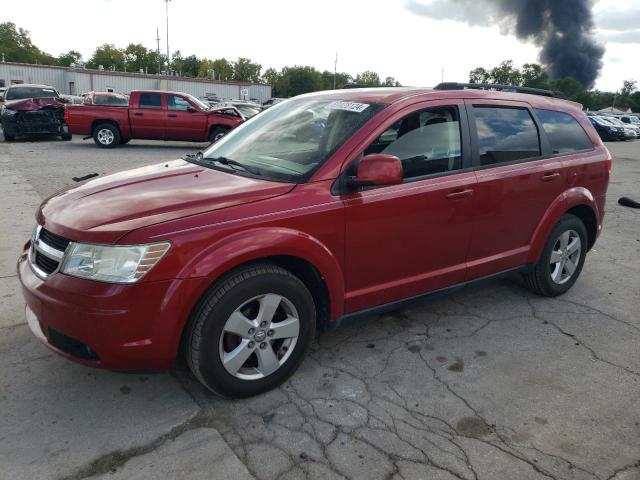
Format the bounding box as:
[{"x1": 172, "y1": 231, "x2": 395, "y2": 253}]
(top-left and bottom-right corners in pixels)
[{"x1": 406, "y1": 0, "x2": 605, "y2": 88}]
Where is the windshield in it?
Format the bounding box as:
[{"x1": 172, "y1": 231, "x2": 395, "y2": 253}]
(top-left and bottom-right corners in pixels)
[
  {"x1": 235, "y1": 104, "x2": 261, "y2": 118},
  {"x1": 5, "y1": 86, "x2": 59, "y2": 100},
  {"x1": 201, "y1": 98, "x2": 384, "y2": 182},
  {"x1": 184, "y1": 93, "x2": 210, "y2": 110}
]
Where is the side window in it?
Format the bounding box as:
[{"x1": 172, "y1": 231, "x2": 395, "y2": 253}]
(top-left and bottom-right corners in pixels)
[
  {"x1": 168, "y1": 95, "x2": 191, "y2": 111},
  {"x1": 535, "y1": 109, "x2": 593, "y2": 153},
  {"x1": 364, "y1": 106, "x2": 463, "y2": 180},
  {"x1": 473, "y1": 107, "x2": 540, "y2": 165},
  {"x1": 139, "y1": 93, "x2": 162, "y2": 109}
]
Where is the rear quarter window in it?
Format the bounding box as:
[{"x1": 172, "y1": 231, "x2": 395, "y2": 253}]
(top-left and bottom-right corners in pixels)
[
  {"x1": 473, "y1": 106, "x2": 541, "y2": 165},
  {"x1": 535, "y1": 109, "x2": 593, "y2": 153},
  {"x1": 138, "y1": 93, "x2": 161, "y2": 109}
]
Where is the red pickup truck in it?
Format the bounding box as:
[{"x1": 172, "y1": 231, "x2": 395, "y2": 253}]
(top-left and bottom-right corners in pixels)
[{"x1": 65, "y1": 90, "x2": 245, "y2": 148}]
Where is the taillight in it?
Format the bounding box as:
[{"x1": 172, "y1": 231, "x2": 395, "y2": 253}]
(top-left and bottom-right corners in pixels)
[
  {"x1": 63, "y1": 108, "x2": 69, "y2": 123},
  {"x1": 604, "y1": 149, "x2": 612, "y2": 175}
]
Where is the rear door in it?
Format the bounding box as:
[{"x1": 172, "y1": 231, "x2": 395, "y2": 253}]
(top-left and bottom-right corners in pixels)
[
  {"x1": 165, "y1": 94, "x2": 207, "y2": 141},
  {"x1": 464, "y1": 99, "x2": 566, "y2": 279},
  {"x1": 129, "y1": 92, "x2": 165, "y2": 139},
  {"x1": 341, "y1": 100, "x2": 476, "y2": 313}
]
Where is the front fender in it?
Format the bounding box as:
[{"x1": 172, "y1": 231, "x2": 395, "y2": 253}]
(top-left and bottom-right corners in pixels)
[
  {"x1": 178, "y1": 227, "x2": 345, "y2": 320},
  {"x1": 527, "y1": 187, "x2": 599, "y2": 264}
]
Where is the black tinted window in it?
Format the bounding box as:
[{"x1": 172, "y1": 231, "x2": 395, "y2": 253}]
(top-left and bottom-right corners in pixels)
[
  {"x1": 139, "y1": 93, "x2": 161, "y2": 109},
  {"x1": 474, "y1": 107, "x2": 540, "y2": 165},
  {"x1": 535, "y1": 109, "x2": 592, "y2": 153},
  {"x1": 365, "y1": 106, "x2": 462, "y2": 179}
]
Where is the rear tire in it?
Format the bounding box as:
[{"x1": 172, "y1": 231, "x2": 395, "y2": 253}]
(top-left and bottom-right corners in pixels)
[
  {"x1": 93, "y1": 123, "x2": 120, "y2": 148},
  {"x1": 185, "y1": 263, "x2": 316, "y2": 398},
  {"x1": 522, "y1": 214, "x2": 587, "y2": 297},
  {"x1": 61, "y1": 132, "x2": 72, "y2": 141},
  {"x1": 3, "y1": 132, "x2": 14, "y2": 142},
  {"x1": 208, "y1": 126, "x2": 230, "y2": 143}
]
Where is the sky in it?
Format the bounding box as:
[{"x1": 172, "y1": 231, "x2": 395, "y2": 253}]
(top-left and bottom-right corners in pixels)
[{"x1": 2, "y1": 0, "x2": 639, "y2": 92}]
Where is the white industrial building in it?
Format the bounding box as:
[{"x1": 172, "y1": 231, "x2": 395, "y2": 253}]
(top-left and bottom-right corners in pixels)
[{"x1": 0, "y1": 62, "x2": 272, "y2": 103}]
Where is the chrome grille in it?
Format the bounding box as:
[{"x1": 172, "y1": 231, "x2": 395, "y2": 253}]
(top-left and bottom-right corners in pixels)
[{"x1": 29, "y1": 226, "x2": 70, "y2": 279}]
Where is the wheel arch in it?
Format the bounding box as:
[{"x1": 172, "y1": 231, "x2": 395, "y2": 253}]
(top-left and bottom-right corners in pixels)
[
  {"x1": 527, "y1": 187, "x2": 600, "y2": 264},
  {"x1": 178, "y1": 227, "x2": 345, "y2": 324}
]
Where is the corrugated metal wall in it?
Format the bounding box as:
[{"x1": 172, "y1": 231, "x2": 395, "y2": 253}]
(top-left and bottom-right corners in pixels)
[{"x1": 0, "y1": 63, "x2": 271, "y2": 103}]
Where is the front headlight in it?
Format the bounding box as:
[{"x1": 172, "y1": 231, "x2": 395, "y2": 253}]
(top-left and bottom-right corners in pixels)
[{"x1": 60, "y1": 242, "x2": 171, "y2": 284}]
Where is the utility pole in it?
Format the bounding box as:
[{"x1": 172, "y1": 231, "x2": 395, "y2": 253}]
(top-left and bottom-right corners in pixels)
[
  {"x1": 165, "y1": 0, "x2": 171, "y2": 73},
  {"x1": 156, "y1": 27, "x2": 161, "y2": 74},
  {"x1": 441, "y1": 65, "x2": 445, "y2": 83},
  {"x1": 333, "y1": 52, "x2": 338, "y2": 89}
]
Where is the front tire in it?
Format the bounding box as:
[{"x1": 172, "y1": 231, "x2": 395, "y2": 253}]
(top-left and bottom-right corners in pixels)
[
  {"x1": 208, "y1": 126, "x2": 230, "y2": 143},
  {"x1": 93, "y1": 123, "x2": 120, "y2": 148},
  {"x1": 523, "y1": 214, "x2": 587, "y2": 297},
  {"x1": 185, "y1": 263, "x2": 316, "y2": 398}
]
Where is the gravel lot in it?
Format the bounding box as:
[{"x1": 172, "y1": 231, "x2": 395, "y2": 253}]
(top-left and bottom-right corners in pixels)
[{"x1": 1, "y1": 135, "x2": 639, "y2": 480}]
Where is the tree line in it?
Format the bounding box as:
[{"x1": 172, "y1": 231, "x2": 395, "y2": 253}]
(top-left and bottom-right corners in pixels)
[
  {"x1": 469, "y1": 60, "x2": 639, "y2": 112},
  {"x1": 0, "y1": 22, "x2": 400, "y2": 97},
  {"x1": 1, "y1": 22, "x2": 636, "y2": 109}
]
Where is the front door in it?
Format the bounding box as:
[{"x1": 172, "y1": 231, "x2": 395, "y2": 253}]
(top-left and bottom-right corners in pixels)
[
  {"x1": 165, "y1": 94, "x2": 207, "y2": 141},
  {"x1": 342, "y1": 101, "x2": 476, "y2": 313}
]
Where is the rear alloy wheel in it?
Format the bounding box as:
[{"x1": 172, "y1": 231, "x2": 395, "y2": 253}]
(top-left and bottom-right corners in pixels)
[
  {"x1": 523, "y1": 214, "x2": 587, "y2": 296},
  {"x1": 185, "y1": 263, "x2": 315, "y2": 397},
  {"x1": 93, "y1": 123, "x2": 120, "y2": 148}
]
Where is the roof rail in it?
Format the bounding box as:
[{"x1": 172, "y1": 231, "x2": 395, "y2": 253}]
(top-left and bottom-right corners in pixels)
[{"x1": 434, "y1": 82, "x2": 565, "y2": 99}]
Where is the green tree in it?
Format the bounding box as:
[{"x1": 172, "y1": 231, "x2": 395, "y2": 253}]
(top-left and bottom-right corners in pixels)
[
  {"x1": 0, "y1": 22, "x2": 54, "y2": 64},
  {"x1": 87, "y1": 44, "x2": 125, "y2": 71},
  {"x1": 233, "y1": 57, "x2": 261, "y2": 82},
  {"x1": 181, "y1": 55, "x2": 202, "y2": 78},
  {"x1": 621, "y1": 79, "x2": 637, "y2": 97},
  {"x1": 489, "y1": 60, "x2": 521, "y2": 85},
  {"x1": 383, "y1": 76, "x2": 401, "y2": 87},
  {"x1": 355, "y1": 70, "x2": 381, "y2": 86},
  {"x1": 521, "y1": 63, "x2": 549, "y2": 89},
  {"x1": 124, "y1": 43, "x2": 150, "y2": 72},
  {"x1": 169, "y1": 49, "x2": 183, "y2": 73},
  {"x1": 549, "y1": 77, "x2": 583, "y2": 100},
  {"x1": 262, "y1": 67, "x2": 280, "y2": 86},
  {"x1": 276, "y1": 66, "x2": 323, "y2": 97},
  {"x1": 200, "y1": 58, "x2": 234, "y2": 80},
  {"x1": 56, "y1": 50, "x2": 82, "y2": 67},
  {"x1": 469, "y1": 67, "x2": 491, "y2": 84}
]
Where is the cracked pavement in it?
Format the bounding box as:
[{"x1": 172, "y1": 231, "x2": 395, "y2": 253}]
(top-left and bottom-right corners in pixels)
[{"x1": 0, "y1": 137, "x2": 638, "y2": 480}]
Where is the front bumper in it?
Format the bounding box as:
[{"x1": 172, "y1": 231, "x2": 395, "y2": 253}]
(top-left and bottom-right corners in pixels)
[{"x1": 17, "y1": 252, "x2": 208, "y2": 371}]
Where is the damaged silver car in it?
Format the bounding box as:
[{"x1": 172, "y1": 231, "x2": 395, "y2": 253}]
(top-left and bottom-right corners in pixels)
[{"x1": 0, "y1": 84, "x2": 72, "y2": 141}]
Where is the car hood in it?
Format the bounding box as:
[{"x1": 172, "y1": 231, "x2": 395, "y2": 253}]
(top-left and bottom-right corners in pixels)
[
  {"x1": 3, "y1": 97, "x2": 66, "y2": 111},
  {"x1": 38, "y1": 159, "x2": 295, "y2": 243}
]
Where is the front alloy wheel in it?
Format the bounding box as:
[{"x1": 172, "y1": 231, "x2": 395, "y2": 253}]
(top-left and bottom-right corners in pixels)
[
  {"x1": 185, "y1": 263, "x2": 315, "y2": 397},
  {"x1": 219, "y1": 294, "x2": 300, "y2": 379}
]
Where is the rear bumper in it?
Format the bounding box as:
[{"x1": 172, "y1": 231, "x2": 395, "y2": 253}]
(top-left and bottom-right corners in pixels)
[{"x1": 17, "y1": 252, "x2": 208, "y2": 371}]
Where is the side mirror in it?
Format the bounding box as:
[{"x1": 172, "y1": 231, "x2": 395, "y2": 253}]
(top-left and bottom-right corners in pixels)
[
  {"x1": 186, "y1": 106, "x2": 197, "y2": 113},
  {"x1": 350, "y1": 154, "x2": 403, "y2": 187}
]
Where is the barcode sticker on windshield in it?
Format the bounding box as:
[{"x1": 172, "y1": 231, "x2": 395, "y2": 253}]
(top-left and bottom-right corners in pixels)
[{"x1": 327, "y1": 101, "x2": 370, "y2": 113}]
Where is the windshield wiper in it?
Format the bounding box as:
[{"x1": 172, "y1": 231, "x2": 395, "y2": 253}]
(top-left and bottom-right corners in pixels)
[
  {"x1": 182, "y1": 151, "x2": 203, "y2": 160},
  {"x1": 207, "y1": 156, "x2": 262, "y2": 176}
]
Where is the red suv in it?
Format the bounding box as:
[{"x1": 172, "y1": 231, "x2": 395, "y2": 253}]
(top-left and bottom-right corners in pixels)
[{"x1": 18, "y1": 84, "x2": 610, "y2": 397}]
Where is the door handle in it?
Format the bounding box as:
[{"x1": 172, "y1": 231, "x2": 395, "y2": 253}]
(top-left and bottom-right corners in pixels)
[
  {"x1": 540, "y1": 172, "x2": 560, "y2": 182},
  {"x1": 133, "y1": 112, "x2": 144, "y2": 116},
  {"x1": 168, "y1": 114, "x2": 177, "y2": 118},
  {"x1": 446, "y1": 188, "x2": 474, "y2": 200}
]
